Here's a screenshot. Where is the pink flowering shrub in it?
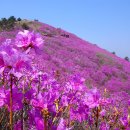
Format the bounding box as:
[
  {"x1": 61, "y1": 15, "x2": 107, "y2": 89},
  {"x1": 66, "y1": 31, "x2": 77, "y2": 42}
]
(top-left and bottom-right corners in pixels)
[{"x1": 0, "y1": 27, "x2": 130, "y2": 129}]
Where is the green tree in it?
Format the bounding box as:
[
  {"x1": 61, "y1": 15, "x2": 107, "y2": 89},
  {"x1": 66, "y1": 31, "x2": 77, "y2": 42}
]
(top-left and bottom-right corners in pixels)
[
  {"x1": 112, "y1": 52, "x2": 116, "y2": 55},
  {"x1": 8, "y1": 16, "x2": 16, "y2": 23},
  {"x1": 17, "y1": 17, "x2": 22, "y2": 21},
  {"x1": 34, "y1": 19, "x2": 39, "y2": 22},
  {"x1": 0, "y1": 18, "x2": 7, "y2": 30},
  {"x1": 7, "y1": 16, "x2": 16, "y2": 30},
  {"x1": 124, "y1": 56, "x2": 129, "y2": 61}
]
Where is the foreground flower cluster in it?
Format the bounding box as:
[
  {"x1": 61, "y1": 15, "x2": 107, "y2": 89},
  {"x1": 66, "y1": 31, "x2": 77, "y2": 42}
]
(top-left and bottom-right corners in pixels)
[{"x1": 0, "y1": 30, "x2": 130, "y2": 130}]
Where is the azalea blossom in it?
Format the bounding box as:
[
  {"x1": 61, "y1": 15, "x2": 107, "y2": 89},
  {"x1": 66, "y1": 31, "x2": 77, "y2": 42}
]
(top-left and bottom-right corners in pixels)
[
  {"x1": 83, "y1": 88, "x2": 100, "y2": 108},
  {"x1": 15, "y1": 30, "x2": 44, "y2": 52},
  {"x1": 120, "y1": 116, "x2": 129, "y2": 127},
  {"x1": 0, "y1": 87, "x2": 23, "y2": 111},
  {"x1": 0, "y1": 42, "x2": 32, "y2": 75}
]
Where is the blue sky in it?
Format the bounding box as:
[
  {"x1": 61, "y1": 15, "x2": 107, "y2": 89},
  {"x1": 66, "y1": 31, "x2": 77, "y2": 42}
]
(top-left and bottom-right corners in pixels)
[{"x1": 0, "y1": 0, "x2": 130, "y2": 58}]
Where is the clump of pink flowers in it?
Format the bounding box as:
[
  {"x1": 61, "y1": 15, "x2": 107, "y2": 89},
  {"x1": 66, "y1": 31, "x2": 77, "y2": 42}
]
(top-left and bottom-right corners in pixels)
[
  {"x1": 0, "y1": 30, "x2": 129, "y2": 130},
  {"x1": 15, "y1": 30, "x2": 44, "y2": 54}
]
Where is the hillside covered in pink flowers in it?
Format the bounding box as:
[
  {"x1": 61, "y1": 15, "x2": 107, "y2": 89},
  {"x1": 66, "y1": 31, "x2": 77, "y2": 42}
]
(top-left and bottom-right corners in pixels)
[
  {"x1": 0, "y1": 19, "x2": 130, "y2": 94},
  {"x1": 0, "y1": 18, "x2": 130, "y2": 129}
]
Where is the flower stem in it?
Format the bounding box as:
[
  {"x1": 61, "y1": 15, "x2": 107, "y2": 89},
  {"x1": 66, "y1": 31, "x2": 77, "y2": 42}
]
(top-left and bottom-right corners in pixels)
[
  {"x1": 10, "y1": 74, "x2": 13, "y2": 130},
  {"x1": 44, "y1": 117, "x2": 47, "y2": 130}
]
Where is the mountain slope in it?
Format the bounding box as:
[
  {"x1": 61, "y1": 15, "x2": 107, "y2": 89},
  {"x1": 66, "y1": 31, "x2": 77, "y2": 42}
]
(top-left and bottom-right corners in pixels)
[{"x1": 0, "y1": 20, "x2": 130, "y2": 94}]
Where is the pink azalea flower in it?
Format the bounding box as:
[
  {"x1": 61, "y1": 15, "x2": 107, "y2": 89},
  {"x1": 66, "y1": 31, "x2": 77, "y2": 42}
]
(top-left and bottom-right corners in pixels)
[
  {"x1": 0, "y1": 87, "x2": 23, "y2": 110},
  {"x1": 83, "y1": 88, "x2": 100, "y2": 108},
  {"x1": 0, "y1": 42, "x2": 32, "y2": 74},
  {"x1": 30, "y1": 93, "x2": 47, "y2": 110},
  {"x1": 15, "y1": 30, "x2": 44, "y2": 51},
  {"x1": 35, "y1": 117, "x2": 44, "y2": 130},
  {"x1": 120, "y1": 116, "x2": 128, "y2": 127},
  {"x1": 0, "y1": 54, "x2": 4, "y2": 68}
]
